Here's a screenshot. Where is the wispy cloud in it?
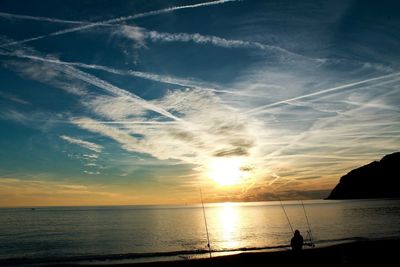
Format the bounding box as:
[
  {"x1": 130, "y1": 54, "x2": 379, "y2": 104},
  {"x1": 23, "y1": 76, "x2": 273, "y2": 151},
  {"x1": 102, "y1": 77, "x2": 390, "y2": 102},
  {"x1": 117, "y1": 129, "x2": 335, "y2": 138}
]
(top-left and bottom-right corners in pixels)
[
  {"x1": 117, "y1": 25, "x2": 312, "y2": 60},
  {"x1": 0, "y1": 109, "x2": 28, "y2": 124},
  {"x1": 60, "y1": 135, "x2": 103, "y2": 153},
  {"x1": 3, "y1": 39, "x2": 399, "y2": 199},
  {"x1": 2, "y1": 59, "x2": 88, "y2": 96},
  {"x1": 0, "y1": 91, "x2": 30, "y2": 105},
  {"x1": 1, "y1": 0, "x2": 399, "y2": 203},
  {"x1": 71, "y1": 85, "x2": 263, "y2": 172},
  {"x1": 117, "y1": 26, "x2": 147, "y2": 49},
  {"x1": 73, "y1": 117, "x2": 149, "y2": 155},
  {"x1": 60, "y1": 64, "x2": 182, "y2": 121},
  {"x1": 1, "y1": 47, "x2": 182, "y2": 121}
]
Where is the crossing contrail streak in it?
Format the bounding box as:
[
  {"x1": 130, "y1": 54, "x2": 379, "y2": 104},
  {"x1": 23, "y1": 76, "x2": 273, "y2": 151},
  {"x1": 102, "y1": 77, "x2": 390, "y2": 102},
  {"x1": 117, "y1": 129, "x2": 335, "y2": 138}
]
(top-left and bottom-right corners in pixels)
[
  {"x1": 0, "y1": 0, "x2": 237, "y2": 48},
  {"x1": 0, "y1": 50, "x2": 246, "y2": 96},
  {"x1": 1, "y1": 1, "x2": 312, "y2": 62},
  {"x1": 0, "y1": 12, "x2": 87, "y2": 24},
  {"x1": 246, "y1": 72, "x2": 400, "y2": 115},
  {"x1": 59, "y1": 65, "x2": 183, "y2": 122},
  {"x1": 0, "y1": 50, "x2": 181, "y2": 121},
  {"x1": 1, "y1": 12, "x2": 313, "y2": 61}
]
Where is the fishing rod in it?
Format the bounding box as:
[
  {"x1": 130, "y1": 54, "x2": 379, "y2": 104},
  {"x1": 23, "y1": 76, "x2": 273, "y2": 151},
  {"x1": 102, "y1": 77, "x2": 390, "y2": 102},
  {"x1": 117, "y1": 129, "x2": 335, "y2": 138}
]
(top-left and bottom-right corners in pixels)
[
  {"x1": 279, "y1": 197, "x2": 294, "y2": 234},
  {"x1": 199, "y1": 186, "x2": 212, "y2": 258},
  {"x1": 279, "y1": 197, "x2": 315, "y2": 248},
  {"x1": 300, "y1": 200, "x2": 315, "y2": 247}
]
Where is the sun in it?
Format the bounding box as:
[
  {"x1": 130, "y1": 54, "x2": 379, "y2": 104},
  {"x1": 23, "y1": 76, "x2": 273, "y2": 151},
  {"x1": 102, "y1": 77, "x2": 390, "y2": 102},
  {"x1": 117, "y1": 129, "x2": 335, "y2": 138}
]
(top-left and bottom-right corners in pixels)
[{"x1": 207, "y1": 157, "x2": 247, "y2": 186}]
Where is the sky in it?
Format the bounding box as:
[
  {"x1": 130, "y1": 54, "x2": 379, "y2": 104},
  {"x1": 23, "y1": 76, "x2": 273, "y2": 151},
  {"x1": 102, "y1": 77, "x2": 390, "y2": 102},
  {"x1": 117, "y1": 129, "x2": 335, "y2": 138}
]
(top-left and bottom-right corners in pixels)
[{"x1": 0, "y1": 0, "x2": 399, "y2": 206}]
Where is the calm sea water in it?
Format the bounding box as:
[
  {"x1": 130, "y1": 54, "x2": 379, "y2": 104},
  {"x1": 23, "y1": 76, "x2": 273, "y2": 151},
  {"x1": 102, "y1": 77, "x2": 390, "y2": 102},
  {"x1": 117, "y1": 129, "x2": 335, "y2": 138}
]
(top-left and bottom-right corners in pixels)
[{"x1": 1, "y1": 199, "x2": 400, "y2": 264}]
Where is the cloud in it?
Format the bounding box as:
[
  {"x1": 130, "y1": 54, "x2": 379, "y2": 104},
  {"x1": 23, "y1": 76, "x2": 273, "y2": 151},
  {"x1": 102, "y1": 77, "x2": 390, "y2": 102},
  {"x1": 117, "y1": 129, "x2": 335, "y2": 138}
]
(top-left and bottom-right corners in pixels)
[
  {"x1": 117, "y1": 26, "x2": 146, "y2": 48},
  {"x1": 4, "y1": 40, "x2": 398, "y2": 201},
  {"x1": 60, "y1": 135, "x2": 103, "y2": 153},
  {"x1": 239, "y1": 189, "x2": 332, "y2": 202},
  {"x1": 1, "y1": 47, "x2": 181, "y2": 121},
  {"x1": 71, "y1": 87, "x2": 262, "y2": 177},
  {"x1": 117, "y1": 25, "x2": 313, "y2": 61},
  {"x1": 72, "y1": 117, "x2": 149, "y2": 155},
  {"x1": 0, "y1": 91, "x2": 30, "y2": 105},
  {"x1": 83, "y1": 154, "x2": 98, "y2": 159},
  {"x1": 1, "y1": 0, "x2": 399, "y2": 203},
  {"x1": 2, "y1": 59, "x2": 88, "y2": 96},
  {"x1": 83, "y1": 170, "x2": 100, "y2": 175},
  {"x1": 59, "y1": 63, "x2": 183, "y2": 122},
  {"x1": 0, "y1": 109, "x2": 28, "y2": 124},
  {"x1": 86, "y1": 95, "x2": 147, "y2": 120},
  {"x1": 147, "y1": 30, "x2": 306, "y2": 58},
  {"x1": 213, "y1": 147, "x2": 249, "y2": 157}
]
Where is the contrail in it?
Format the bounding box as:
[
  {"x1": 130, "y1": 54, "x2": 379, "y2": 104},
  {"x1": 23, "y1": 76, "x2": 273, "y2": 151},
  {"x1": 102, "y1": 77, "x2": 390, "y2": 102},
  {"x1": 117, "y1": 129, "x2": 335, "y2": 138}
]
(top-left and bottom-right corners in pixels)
[
  {"x1": 0, "y1": 49, "x2": 181, "y2": 122},
  {"x1": 1, "y1": 1, "x2": 311, "y2": 61},
  {"x1": 0, "y1": 50, "x2": 247, "y2": 96},
  {"x1": 146, "y1": 30, "x2": 308, "y2": 59},
  {"x1": 246, "y1": 72, "x2": 400, "y2": 115},
  {"x1": 0, "y1": 0, "x2": 237, "y2": 48},
  {"x1": 0, "y1": 12, "x2": 87, "y2": 24},
  {"x1": 1, "y1": 10, "x2": 314, "y2": 61},
  {"x1": 59, "y1": 65, "x2": 183, "y2": 122},
  {"x1": 60, "y1": 135, "x2": 103, "y2": 153}
]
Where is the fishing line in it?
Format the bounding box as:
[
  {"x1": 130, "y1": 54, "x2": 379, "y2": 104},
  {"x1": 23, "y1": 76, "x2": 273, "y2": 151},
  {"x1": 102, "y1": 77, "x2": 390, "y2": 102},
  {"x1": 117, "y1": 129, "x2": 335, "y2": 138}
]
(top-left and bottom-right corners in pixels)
[{"x1": 199, "y1": 186, "x2": 212, "y2": 258}]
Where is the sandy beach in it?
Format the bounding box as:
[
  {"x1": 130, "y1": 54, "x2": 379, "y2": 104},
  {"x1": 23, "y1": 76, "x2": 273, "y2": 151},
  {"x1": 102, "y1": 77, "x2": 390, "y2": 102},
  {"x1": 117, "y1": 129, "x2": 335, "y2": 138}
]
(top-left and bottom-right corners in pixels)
[{"x1": 48, "y1": 238, "x2": 399, "y2": 267}]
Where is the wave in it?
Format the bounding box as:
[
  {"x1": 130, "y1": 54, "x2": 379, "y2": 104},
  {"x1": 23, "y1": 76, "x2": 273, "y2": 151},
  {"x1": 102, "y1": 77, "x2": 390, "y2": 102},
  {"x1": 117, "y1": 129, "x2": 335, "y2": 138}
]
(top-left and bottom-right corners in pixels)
[{"x1": 315, "y1": 236, "x2": 370, "y2": 244}]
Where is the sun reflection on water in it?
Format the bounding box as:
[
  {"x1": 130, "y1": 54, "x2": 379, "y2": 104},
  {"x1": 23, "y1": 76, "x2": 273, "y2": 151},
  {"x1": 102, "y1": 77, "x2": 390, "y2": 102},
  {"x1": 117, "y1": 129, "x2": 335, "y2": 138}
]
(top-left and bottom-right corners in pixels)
[{"x1": 215, "y1": 203, "x2": 240, "y2": 249}]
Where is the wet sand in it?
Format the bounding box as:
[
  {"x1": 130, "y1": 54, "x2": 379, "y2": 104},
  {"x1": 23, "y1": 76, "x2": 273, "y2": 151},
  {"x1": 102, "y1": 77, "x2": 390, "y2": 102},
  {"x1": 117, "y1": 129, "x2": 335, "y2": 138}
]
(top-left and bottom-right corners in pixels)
[{"x1": 54, "y1": 238, "x2": 399, "y2": 267}]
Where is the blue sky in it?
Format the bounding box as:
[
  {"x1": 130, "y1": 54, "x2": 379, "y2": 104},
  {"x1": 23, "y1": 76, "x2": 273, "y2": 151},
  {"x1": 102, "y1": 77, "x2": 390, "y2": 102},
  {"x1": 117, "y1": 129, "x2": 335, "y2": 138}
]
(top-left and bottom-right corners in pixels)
[{"x1": 0, "y1": 0, "x2": 399, "y2": 206}]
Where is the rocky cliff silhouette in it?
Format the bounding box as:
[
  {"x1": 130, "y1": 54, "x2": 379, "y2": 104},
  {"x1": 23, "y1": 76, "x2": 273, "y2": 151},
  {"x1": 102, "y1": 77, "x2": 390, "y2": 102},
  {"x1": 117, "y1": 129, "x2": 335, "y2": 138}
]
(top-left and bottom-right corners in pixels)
[{"x1": 327, "y1": 152, "x2": 400, "y2": 199}]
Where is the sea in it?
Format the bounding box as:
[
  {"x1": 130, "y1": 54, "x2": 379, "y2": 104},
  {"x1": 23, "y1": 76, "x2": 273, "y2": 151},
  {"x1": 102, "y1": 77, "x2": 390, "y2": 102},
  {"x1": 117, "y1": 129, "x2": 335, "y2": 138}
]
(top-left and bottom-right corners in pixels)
[{"x1": 1, "y1": 199, "x2": 400, "y2": 265}]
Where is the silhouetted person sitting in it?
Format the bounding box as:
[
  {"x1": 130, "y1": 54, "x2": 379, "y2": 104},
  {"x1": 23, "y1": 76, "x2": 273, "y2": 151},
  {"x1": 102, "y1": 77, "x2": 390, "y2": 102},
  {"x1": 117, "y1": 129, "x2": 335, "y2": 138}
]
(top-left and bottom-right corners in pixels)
[{"x1": 291, "y1": 230, "x2": 304, "y2": 252}]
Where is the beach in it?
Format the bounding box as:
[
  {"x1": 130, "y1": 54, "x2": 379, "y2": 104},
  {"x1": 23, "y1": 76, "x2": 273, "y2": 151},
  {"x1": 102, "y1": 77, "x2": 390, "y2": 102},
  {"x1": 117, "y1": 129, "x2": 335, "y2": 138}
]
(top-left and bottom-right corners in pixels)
[{"x1": 41, "y1": 238, "x2": 398, "y2": 267}]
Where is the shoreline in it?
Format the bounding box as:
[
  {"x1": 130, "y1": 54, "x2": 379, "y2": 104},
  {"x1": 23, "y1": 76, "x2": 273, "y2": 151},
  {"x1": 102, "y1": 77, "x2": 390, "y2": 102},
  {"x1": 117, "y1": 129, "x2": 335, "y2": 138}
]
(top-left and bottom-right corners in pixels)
[
  {"x1": 82, "y1": 238, "x2": 400, "y2": 267},
  {"x1": 3, "y1": 238, "x2": 399, "y2": 267}
]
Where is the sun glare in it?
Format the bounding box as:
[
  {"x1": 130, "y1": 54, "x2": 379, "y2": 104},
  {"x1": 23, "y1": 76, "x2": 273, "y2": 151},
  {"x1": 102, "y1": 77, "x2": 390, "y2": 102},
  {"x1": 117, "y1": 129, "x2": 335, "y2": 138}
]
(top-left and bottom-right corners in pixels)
[{"x1": 207, "y1": 157, "x2": 247, "y2": 186}]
